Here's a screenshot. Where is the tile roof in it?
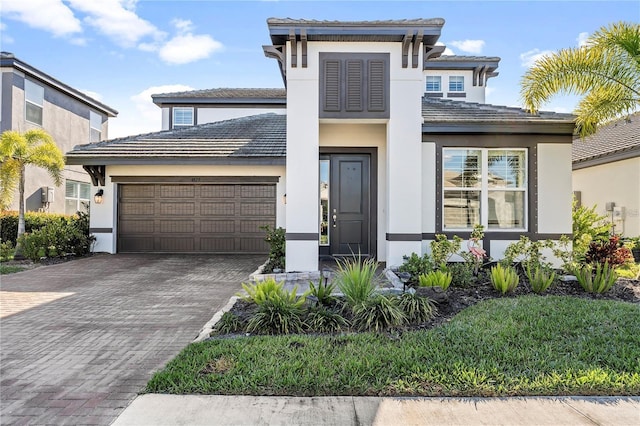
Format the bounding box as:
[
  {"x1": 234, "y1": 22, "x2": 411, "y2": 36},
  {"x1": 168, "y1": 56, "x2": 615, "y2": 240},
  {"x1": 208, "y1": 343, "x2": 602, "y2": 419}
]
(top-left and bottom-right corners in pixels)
[
  {"x1": 426, "y1": 55, "x2": 501, "y2": 62},
  {"x1": 422, "y1": 97, "x2": 575, "y2": 123},
  {"x1": 266, "y1": 18, "x2": 445, "y2": 26},
  {"x1": 151, "y1": 88, "x2": 286, "y2": 99},
  {"x1": 572, "y1": 112, "x2": 640, "y2": 163},
  {"x1": 66, "y1": 113, "x2": 286, "y2": 163}
]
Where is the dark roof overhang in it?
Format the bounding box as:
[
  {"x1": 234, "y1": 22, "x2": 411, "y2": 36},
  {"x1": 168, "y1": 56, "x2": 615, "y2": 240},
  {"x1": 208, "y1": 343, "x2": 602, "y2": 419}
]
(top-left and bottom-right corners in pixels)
[
  {"x1": 151, "y1": 96, "x2": 287, "y2": 107},
  {"x1": 0, "y1": 52, "x2": 118, "y2": 117},
  {"x1": 423, "y1": 121, "x2": 576, "y2": 135},
  {"x1": 68, "y1": 157, "x2": 286, "y2": 166}
]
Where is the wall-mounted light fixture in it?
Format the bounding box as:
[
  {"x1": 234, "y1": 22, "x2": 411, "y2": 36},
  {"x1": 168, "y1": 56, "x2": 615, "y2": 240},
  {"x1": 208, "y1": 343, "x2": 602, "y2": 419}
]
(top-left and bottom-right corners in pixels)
[
  {"x1": 282, "y1": 193, "x2": 287, "y2": 204},
  {"x1": 94, "y1": 189, "x2": 104, "y2": 204}
]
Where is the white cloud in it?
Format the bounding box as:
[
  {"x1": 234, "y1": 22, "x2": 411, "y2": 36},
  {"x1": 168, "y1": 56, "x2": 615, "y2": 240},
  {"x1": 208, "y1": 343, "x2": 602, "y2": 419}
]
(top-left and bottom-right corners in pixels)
[
  {"x1": 449, "y1": 39, "x2": 485, "y2": 54},
  {"x1": 67, "y1": 0, "x2": 164, "y2": 48},
  {"x1": 443, "y1": 47, "x2": 455, "y2": 56},
  {"x1": 157, "y1": 20, "x2": 223, "y2": 65},
  {"x1": 159, "y1": 34, "x2": 223, "y2": 64},
  {"x1": 2, "y1": 0, "x2": 82, "y2": 37},
  {"x1": 109, "y1": 84, "x2": 194, "y2": 138},
  {"x1": 80, "y1": 90, "x2": 103, "y2": 101},
  {"x1": 577, "y1": 31, "x2": 590, "y2": 47},
  {"x1": 520, "y1": 48, "x2": 554, "y2": 67}
]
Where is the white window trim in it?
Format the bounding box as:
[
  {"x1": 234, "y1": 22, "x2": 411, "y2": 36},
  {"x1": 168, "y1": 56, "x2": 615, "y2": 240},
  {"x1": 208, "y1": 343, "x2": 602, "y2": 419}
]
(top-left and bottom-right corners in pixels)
[
  {"x1": 25, "y1": 79, "x2": 44, "y2": 126},
  {"x1": 442, "y1": 148, "x2": 528, "y2": 232},
  {"x1": 448, "y1": 76, "x2": 465, "y2": 92},
  {"x1": 65, "y1": 180, "x2": 91, "y2": 214},
  {"x1": 172, "y1": 107, "x2": 194, "y2": 127}
]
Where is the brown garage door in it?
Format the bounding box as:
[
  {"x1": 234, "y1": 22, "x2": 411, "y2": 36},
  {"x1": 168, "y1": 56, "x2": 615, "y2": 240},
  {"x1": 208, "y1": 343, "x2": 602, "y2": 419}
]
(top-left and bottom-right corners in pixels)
[{"x1": 118, "y1": 183, "x2": 275, "y2": 253}]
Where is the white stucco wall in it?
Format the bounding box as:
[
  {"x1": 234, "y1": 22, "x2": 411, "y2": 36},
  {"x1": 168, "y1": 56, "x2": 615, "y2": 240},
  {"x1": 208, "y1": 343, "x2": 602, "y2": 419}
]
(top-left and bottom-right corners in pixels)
[
  {"x1": 424, "y1": 69, "x2": 486, "y2": 103},
  {"x1": 573, "y1": 157, "x2": 640, "y2": 237},
  {"x1": 161, "y1": 108, "x2": 170, "y2": 130},
  {"x1": 197, "y1": 108, "x2": 285, "y2": 125},
  {"x1": 421, "y1": 142, "x2": 437, "y2": 234},
  {"x1": 538, "y1": 143, "x2": 573, "y2": 234},
  {"x1": 91, "y1": 164, "x2": 286, "y2": 254}
]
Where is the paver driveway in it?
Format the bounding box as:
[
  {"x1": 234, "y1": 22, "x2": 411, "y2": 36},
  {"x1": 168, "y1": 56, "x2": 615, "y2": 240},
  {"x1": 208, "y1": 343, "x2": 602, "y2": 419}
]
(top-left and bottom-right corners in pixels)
[{"x1": 0, "y1": 254, "x2": 263, "y2": 425}]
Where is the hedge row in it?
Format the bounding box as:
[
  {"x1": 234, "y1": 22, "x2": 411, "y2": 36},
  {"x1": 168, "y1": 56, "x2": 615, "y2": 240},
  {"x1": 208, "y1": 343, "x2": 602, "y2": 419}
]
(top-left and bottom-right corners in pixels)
[{"x1": 1, "y1": 211, "x2": 79, "y2": 245}]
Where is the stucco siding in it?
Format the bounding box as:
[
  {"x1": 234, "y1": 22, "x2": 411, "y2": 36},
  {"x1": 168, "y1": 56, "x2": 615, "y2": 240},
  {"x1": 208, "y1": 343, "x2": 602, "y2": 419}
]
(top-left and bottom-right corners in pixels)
[
  {"x1": 197, "y1": 107, "x2": 285, "y2": 125},
  {"x1": 424, "y1": 69, "x2": 485, "y2": 103},
  {"x1": 538, "y1": 143, "x2": 572, "y2": 234},
  {"x1": 573, "y1": 157, "x2": 640, "y2": 237},
  {"x1": 421, "y1": 142, "x2": 437, "y2": 234}
]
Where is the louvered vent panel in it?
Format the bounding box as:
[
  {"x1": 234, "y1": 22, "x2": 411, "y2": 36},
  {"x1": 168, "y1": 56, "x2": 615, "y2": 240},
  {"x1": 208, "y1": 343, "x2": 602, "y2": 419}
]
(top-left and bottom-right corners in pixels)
[
  {"x1": 368, "y1": 60, "x2": 385, "y2": 111},
  {"x1": 323, "y1": 60, "x2": 341, "y2": 111},
  {"x1": 346, "y1": 60, "x2": 363, "y2": 112}
]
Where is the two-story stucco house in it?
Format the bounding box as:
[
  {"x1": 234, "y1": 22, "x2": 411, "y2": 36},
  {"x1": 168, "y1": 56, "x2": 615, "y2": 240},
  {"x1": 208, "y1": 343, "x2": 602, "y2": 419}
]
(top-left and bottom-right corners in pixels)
[
  {"x1": 0, "y1": 52, "x2": 118, "y2": 214},
  {"x1": 66, "y1": 18, "x2": 575, "y2": 271}
]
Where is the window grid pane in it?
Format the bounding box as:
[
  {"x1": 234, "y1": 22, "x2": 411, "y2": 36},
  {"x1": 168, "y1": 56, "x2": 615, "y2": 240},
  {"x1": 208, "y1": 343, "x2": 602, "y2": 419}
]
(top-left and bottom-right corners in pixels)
[
  {"x1": 426, "y1": 76, "x2": 441, "y2": 92},
  {"x1": 449, "y1": 76, "x2": 464, "y2": 92},
  {"x1": 173, "y1": 108, "x2": 193, "y2": 126},
  {"x1": 442, "y1": 148, "x2": 527, "y2": 231}
]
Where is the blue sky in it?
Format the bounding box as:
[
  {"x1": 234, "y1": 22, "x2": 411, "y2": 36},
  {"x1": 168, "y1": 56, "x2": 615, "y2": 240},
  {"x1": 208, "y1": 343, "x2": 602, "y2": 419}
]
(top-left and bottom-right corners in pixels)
[{"x1": 1, "y1": 0, "x2": 638, "y2": 138}]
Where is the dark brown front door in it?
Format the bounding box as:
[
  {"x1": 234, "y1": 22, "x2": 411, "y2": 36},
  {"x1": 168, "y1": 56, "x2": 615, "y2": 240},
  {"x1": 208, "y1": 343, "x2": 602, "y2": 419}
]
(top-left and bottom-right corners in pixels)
[{"x1": 329, "y1": 155, "x2": 371, "y2": 256}]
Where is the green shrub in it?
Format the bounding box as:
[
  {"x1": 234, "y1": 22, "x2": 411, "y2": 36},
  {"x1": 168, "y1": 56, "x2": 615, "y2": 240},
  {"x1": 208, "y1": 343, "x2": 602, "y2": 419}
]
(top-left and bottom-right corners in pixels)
[
  {"x1": 308, "y1": 274, "x2": 337, "y2": 306},
  {"x1": 397, "y1": 292, "x2": 436, "y2": 324},
  {"x1": 351, "y1": 295, "x2": 407, "y2": 332},
  {"x1": 246, "y1": 298, "x2": 306, "y2": 335},
  {"x1": 397, "y1": 252, "x2": 433, "y2": 283},
  {"x1": 212, "y1": 312, "x2": 244, "y2": 335},
  {"x1": 17, "y1": 218, "x2": 94, "y2": 262},
  {"x1": 261, "y1": 225, "x2": 285, "y2": 273},
  {"x1": 239, "y1": 278, "x2": 306, "y2": 309},
  {"x1": 335, "y1": 255, "x2": 379, "y2": 307},
  {"x1": 525, "y1": 263, "x2": 556, "y2": 293},
  {"x1": 501, "y1": 236, "x2": 555, "y2": 270},
  {"x1": 430, "y1": 234, "x2": 462, "y2": 266},
  {"x1": 0, "y1": 240, "x2": 14, "y2": 261},
  {"x1": 0, "y1": 211, "x2": 76, "y2": 244},
  {"x1": 418, "y1": 269, "x2": 453, "y2": 290},
  {"x1": 490, "y1": 264, "x2": 520, "y2": 294},
  {"x1": 572, "y1": 198, "x2": 611, "y2": 258},
  {"x1": 448, "y1": 262, "x2": 476, "y2": 287},
  {"x1": 305, "y1": 307, "x2": 349, "y2": 333},
  {"x1": 574, "y1": 262, "x2": 618, "y2": 294}
]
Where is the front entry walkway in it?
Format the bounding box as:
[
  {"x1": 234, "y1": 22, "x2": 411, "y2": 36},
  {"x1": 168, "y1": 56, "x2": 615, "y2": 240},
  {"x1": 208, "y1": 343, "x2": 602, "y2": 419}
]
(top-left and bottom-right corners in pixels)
[{"x1": 0, "y1": 254, "x2": 262, "y2": 425}]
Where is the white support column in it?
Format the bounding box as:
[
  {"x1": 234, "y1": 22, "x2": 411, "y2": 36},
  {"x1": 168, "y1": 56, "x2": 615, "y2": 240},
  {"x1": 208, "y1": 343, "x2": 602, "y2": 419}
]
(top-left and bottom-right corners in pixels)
[{"x1": 285, "y1": 41, "x2": 319, "y2": 272}]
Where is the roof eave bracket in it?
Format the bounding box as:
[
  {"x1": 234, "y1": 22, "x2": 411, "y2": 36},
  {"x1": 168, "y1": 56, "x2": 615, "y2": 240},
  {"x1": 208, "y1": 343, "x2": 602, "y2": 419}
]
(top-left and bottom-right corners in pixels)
[{"x1": 83, "y1": 165, "x2": 106, "y2": 186}]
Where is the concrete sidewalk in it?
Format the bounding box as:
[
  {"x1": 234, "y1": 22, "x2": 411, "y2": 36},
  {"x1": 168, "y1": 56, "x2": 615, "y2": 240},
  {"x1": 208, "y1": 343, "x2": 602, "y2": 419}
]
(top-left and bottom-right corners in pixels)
[{"x1": 113, "y1": 394, "x2": 640, "y2": 425}]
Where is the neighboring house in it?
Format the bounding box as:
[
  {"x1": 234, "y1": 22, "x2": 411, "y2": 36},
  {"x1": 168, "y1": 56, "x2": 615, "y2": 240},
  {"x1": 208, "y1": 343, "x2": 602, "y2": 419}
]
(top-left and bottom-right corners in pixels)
[
  {"x1": 572, "y1": 113, "x2": 640, "y2": 237},
  {"x1": 152, "y1": 88, "x2": 286, "y2": 130},
  {"x1": 66, "y1": 18, "x2": 575, "y2": 271},
  {"x1": 0, "y1": 52, "x2": 118, "y2": 215}
]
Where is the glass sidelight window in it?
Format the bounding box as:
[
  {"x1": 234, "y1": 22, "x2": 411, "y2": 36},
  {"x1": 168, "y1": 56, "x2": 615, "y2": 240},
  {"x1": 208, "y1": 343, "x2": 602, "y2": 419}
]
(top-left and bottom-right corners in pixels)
[
  {"x1": 443, "y1": 148, "x2": 527, "y2": 231},
  {"x1": 319, "y1": 159, "x2": 330, "y2": 245}
]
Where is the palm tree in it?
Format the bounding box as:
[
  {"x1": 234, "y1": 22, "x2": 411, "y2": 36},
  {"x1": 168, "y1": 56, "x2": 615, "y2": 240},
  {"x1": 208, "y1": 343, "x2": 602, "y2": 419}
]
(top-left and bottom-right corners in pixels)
[
  {"x1": 521, "y1": 22, "x2": 640, "y2": 137},
  {"x1": 0, "y1": 129, "x2": 65, "y2": 256}
]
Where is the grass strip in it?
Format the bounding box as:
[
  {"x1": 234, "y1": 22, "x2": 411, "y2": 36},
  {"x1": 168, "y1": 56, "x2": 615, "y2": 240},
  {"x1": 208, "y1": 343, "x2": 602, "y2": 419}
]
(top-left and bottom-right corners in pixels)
[{"x1": 146, "y1": 296, "x2": 640, "y2": 397}]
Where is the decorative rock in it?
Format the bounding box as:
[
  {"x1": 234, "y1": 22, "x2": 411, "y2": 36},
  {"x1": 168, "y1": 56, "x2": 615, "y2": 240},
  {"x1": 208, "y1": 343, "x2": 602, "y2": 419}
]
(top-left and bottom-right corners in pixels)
[
  {"x1": 415, "y1": 286, "x2": 449, "y2": 303},
  {"x1": 560, "y1": 275, "x2": 578, "y2": 282}
]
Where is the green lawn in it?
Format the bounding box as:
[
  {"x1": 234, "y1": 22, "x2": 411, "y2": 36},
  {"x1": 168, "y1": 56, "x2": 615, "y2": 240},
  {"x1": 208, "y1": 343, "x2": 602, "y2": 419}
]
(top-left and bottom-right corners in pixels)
[
  {"x1": 0, "y1": 265, "x2": 25, "y2": 274},
  {"x1": 146, "y1": 296, "x2": 640, "y2": 397}
]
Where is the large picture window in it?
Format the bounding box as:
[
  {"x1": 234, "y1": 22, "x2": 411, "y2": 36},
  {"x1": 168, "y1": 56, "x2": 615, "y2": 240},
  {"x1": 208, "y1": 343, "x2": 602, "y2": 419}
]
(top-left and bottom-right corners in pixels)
[
  {"x1": 443, "y1": 148, "x2": 527, "y2": 231},
  {"x1": 25, "y1": 79, "x2": 44, "y2": 126}
]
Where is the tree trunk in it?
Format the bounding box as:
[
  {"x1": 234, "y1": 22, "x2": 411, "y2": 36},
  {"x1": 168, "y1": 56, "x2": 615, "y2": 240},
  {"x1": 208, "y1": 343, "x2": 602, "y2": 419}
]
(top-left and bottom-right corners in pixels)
[{"x1": 13, "y1": 163, "x2": 26, "y2": 260}]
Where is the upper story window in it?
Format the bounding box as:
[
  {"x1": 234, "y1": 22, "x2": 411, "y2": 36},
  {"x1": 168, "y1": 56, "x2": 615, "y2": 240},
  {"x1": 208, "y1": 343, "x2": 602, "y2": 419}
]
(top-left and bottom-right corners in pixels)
[
  {"x1": 90, "y1": 111, "x2": 102, "y2": 142},
  {"x1": 25, "y1": 79, "x2": 44, "y2": 126},
  {"x1": 442, "y1": 148, "x2": 527, "y2": 231},
  {"x1": 173, "y1": 107, "x2": 194, "y2": 127},
  {"x1": 65, "y1": 180, "x2": 91, "y2": 215},
  {"x1": 448, "y1": 76, "x2": 465, "y2": 92},
  {"x1": 426, "y1": 76, "x2": 441, "y2": 92}
]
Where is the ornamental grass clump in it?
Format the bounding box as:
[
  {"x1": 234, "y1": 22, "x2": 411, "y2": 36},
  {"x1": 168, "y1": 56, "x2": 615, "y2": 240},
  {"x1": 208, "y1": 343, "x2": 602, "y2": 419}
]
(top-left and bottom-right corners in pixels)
[
  {"x1": 308, "y1": 274, "x2": 337, "y2": 307},
  {"x1": 335, "y1": 255, "x2": 379, "y2": 307},
  {"x1": 490, "y1": 264, "x2": 520, "y2": 294},
  {"x1": 418, "y1": 269, "x2": 453, "y2": 290},
  {"x1": 305, "y1": 307, "x2": 350, "y2": 333},
  {"x1": 525, "y1": 263, "x2": 556, "y2": 294},
  {"x1": 351, "y1": 294, "x2": 407, "y2": 332},
  {"x1": 574, "y1": 262, "x2": 618, "y2": 294},
  {"x1": 397, "y1": 292, "x2": 436, "y2": 324}
]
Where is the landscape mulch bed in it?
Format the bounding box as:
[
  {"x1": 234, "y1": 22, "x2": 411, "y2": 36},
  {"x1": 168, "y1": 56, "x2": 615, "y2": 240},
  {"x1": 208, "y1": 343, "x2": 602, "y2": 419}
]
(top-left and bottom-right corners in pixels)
[{"x1": 222, "y1": 276, "x2": 640, "y2": 337}]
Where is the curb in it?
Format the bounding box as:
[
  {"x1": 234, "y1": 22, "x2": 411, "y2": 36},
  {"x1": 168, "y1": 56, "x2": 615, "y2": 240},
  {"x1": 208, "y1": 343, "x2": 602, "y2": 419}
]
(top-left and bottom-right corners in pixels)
[{"x1": 194, "y1": 295, "x2": 240, "y2": 342}]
